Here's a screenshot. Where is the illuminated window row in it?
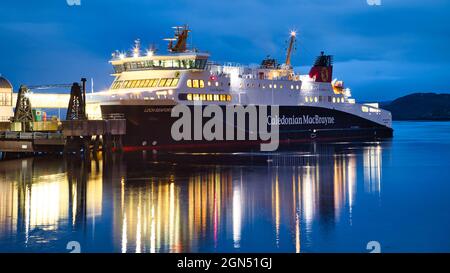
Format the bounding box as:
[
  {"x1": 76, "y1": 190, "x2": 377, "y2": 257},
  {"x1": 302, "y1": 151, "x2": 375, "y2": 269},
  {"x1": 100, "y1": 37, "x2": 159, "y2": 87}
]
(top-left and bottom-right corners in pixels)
[
  {"x1": 186, "y1": 79, "x2": 205, "y2": 88},
  {"x1": 111, "y1": 78, "x2": 179, "y2": 89},
  {"x1": 178, "y1": 93, "x2": 232, "y2": 102},
  {"x1": 113, "y1": 58, "x2": 207, "y2": 73},
  {"x1": 332, "y1": 97, "x2": 345, "y2": 103},
  {"x1": 208, "y1": 81, "x2": 225, "y2": 87},
  {"x1": 240, "y1": 82, "x2": 301, "y2": 90},
  {"x1": 303, "y1": 96, "x2": 346, "y2": 103},
  {"x1": 304, "y1": 96, "x2": 320, "y2": 103}
]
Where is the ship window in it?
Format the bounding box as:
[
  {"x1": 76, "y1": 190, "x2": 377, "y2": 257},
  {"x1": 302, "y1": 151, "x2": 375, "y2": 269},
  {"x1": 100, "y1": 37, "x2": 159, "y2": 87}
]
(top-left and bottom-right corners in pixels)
[
  {"x1": 296, "y1": 85, "x2": 300, "y2": 90},
  {"x1": 159, "y1": 79, "x2": 167, "y2": 87},
  {"x1": 187, "y1": 79, "x2": 192, "y2": 88},
  {"x1": 362, "y1": 106, "x2": 369, "y2": 112},
  {"x1": 280, "y1": 85, "x2": 283, "y2": 89},
  {"x1": 179, "y1": 93, "x2": 232, "y2": 102},
  {"x1": 192, "y1": 80, "x2": 199, "y2": 88},
  {"x1": 208, "y1": 81, "x2": 211, "y2": 87},
  {"x1": 171, "y1": 78, "x2": 179, "y2": 87},
  {"x1": 215, "y1": 82, "x2": 219, "y2": 87},
  {"x1": 0, "y1": 93, "x2": 12, "y2": 106},
  {"x1": 194, "y1": 59, "x2": 207, "y2": 70},
  {"x1": 173, "y1": 60, "x2": 181, "y2": 68},
  {"x1": 269, "y1": 84, "x2": 272, "y2": 89},
  {"x1": 332, "y1": 97, "x2": 336, "y2": 103},
  {"x1": 113, "y1": 64, "x2": 124, "y2": 74},
  {"x1": 341, "y1": 97, "x2": 345, "y2": 103},
  {"x1": 314, "y1": 97, "x2": 318, "y2": 103},
  {"x1": 165, "y1": 78, "x2": 173, "y2": 87},
  {"x1": 200, "y1": 80, "x2": 205, "y2": 88},
  {"x1": 290, "y1": 85, "x2": 294, "y2": 90},
  {"x1": 304, "y1": 97, "x2": 308, "y2": 103}
]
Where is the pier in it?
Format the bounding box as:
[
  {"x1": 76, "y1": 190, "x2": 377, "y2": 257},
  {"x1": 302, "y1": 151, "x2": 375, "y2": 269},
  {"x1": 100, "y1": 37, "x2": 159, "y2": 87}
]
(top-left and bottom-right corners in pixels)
[{"x1": 0, "y1": 78, "x2": 126, "y2": 159}]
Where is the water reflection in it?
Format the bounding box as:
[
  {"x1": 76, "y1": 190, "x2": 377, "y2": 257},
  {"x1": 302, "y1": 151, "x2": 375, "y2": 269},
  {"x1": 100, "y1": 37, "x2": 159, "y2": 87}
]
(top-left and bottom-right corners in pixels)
[{"x1": 0, "y1": 142, "x2": 388, "y2": 253}]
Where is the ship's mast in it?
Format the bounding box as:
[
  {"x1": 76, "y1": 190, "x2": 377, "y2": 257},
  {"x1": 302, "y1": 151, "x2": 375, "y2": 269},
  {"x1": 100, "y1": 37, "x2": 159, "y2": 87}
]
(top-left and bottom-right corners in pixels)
[
  {"x1": 165, "y1": 25, "x2": 190, "y2": 53},
  {"x1": 284, "y1": 31, "x2": 296, "y2": 67}
]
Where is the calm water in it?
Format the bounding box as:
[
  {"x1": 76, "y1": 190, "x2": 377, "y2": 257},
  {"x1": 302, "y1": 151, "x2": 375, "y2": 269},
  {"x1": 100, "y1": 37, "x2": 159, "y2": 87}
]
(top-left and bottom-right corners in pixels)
[{"x1": 1, "y1": 121, "x2": 450, "y2": 253}]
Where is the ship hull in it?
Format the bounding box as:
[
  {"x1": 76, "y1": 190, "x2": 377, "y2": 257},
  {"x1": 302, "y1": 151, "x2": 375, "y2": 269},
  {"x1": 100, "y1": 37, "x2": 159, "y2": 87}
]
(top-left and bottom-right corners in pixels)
[{"x1": 101, "y1": 104, "x2": 393, "y2": 152}]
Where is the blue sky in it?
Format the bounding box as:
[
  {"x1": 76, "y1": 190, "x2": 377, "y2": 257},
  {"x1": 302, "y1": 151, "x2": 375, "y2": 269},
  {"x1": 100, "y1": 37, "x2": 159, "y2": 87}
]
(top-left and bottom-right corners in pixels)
[{"x1": 0, "y1": 0, "x2": 449, "y2": 101}]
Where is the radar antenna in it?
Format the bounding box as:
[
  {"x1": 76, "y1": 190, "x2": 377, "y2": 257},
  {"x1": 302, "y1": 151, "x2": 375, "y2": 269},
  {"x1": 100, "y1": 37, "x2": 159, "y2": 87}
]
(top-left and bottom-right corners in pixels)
[{"x1": 164, "y1": 25, "x2": 190, "y2": 53}]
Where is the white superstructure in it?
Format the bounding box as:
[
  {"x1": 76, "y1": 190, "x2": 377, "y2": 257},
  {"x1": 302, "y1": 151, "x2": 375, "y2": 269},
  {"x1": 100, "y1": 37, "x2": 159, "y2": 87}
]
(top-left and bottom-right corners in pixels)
[{"x1": 87, "y1": 26, "x2": 391, "y2": 128}]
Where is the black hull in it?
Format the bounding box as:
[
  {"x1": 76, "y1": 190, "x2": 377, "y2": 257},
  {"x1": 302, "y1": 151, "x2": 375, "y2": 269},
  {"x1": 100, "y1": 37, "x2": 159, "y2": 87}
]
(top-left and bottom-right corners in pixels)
[{"x1": 101, "y1": 104, "x2": 393, "y2": 152}]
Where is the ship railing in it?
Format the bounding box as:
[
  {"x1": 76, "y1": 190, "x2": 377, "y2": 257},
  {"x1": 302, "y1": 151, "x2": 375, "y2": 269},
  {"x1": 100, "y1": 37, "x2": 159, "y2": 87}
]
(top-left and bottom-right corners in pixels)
[
  {"x1": 102, "y1": 113, "x2": 125, "y2": 120},
  {"x1": 0, "y1": 131, "x2": 64, "y2": 140}
]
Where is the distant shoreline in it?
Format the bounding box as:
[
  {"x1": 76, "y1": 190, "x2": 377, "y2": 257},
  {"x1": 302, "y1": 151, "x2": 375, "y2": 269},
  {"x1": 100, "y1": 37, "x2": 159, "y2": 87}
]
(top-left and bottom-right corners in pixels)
[{"x1": 382, "y1": 92, "x2": 450, "y2": 121}]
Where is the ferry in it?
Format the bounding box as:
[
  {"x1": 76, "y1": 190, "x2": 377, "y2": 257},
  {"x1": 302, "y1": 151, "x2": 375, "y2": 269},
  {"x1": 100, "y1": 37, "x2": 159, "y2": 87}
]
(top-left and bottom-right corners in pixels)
[{"x1": 86, "y1": 26, "x2": 393, "y2": 151}]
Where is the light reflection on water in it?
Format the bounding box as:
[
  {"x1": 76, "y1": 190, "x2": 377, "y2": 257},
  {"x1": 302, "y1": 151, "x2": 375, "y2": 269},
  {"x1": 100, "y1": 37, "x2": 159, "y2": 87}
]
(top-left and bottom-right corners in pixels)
[
  {"x1": 1, "y1": 122, "x2": 450, "y2": 252},
  {"x1": 0, "y1": 142, "x2": 387, "y2": 253}
]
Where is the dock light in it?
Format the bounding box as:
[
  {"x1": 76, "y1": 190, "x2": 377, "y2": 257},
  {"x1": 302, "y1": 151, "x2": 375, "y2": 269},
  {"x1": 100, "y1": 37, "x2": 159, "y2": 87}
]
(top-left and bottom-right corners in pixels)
[
  {"x1": 290, "y1": 30, "x2": 297, "y2": 37},
  {"x1": 24, "y1": 91, "x2": 32, "y2": 99},
  {"x1": 210, "y1": 75, "x2": 217, "y2": 81},
  {"x1": 133, "y1": 52, "x2": 139, "y2": 58},
  {"x1": 146, "y1": 50, "x2": 154, "y2": 57},
  {"x1": 119, "y1": 53, "x2": 125, "y2": 60}
]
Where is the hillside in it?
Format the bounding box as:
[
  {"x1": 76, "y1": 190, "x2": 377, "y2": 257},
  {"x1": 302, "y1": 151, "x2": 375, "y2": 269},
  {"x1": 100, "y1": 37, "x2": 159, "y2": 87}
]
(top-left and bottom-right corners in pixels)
[{"x1": 383, "y1": 93, "x2": 450, "y2": 120}]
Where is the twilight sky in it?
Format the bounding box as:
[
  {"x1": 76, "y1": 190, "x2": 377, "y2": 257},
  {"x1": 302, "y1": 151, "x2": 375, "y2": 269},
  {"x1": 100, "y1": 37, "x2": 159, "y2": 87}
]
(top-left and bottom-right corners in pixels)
[{"x1": 0, "y1": 0, "x2": 449, "y2": 101}]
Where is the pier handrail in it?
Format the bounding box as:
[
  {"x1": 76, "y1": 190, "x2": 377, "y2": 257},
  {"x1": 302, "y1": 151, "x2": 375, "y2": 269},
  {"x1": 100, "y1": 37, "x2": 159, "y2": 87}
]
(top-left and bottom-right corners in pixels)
[{"x1": 102, "y1": 113, "x2": 125, "y2": 120}]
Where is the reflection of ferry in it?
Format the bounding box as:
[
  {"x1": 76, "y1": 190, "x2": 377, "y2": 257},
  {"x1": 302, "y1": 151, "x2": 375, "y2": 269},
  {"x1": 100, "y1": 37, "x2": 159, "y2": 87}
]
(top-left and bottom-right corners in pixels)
[
  {"x1": 86, "y1": 25, "x2": 393, "y2": 151},
  {"x1": 0, "y1": 142, "x2": 387, "y2": 252}
]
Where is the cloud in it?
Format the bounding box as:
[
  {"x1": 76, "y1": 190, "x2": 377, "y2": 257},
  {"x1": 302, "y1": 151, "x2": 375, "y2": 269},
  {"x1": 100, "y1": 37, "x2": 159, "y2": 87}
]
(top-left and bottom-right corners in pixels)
[{"x1": 0, "y1": 0, "x2": 449, "y2": 100}]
